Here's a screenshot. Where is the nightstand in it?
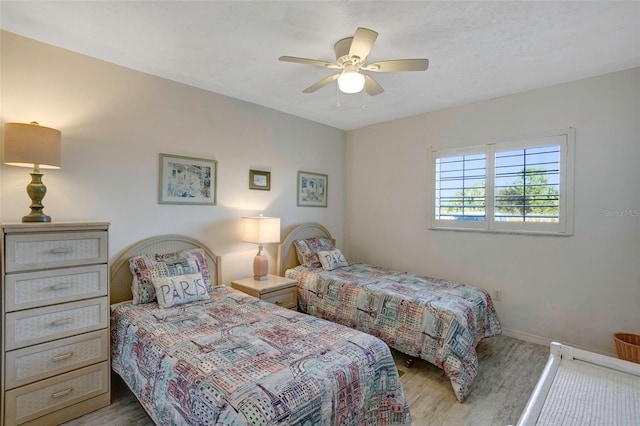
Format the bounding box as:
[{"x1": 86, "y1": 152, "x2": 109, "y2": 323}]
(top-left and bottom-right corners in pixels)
[{"x1": 231, "y1": 275, "x2": 297, "y2": 310}]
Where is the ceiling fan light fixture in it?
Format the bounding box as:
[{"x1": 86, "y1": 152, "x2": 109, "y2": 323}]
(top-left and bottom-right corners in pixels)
[{"x1": 337, "y1": 70, "x2": 365, "y2": 94}]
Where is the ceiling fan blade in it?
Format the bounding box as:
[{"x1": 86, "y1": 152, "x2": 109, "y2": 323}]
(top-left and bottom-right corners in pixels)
[
  {"x1": 349, "y1": 27, "x2": 378, "y2": 60},
  {"x1": 364, "y1": 74, "x2": 384, "y2": 96},
  {"x1": 364, "y1": 59, "x2": 429, "y2": 72},
  {"x1": 303, "y1": 74, "x2": 340, "y2": 93},
  {"x1": 279, "y1": 56, "x2": 340, "y2": 69}
]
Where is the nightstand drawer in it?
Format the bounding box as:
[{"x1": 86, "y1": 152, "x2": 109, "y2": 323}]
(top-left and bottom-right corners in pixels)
[
  {"x1": 4, "y1": 362, "x2": 109, "y2": 426},
  {"x1": 5, "y1": 330, "x2": 110, "y2": 389},
  {"x1": 262, "y1": 287, "x2": 297, "y2": 309},
  {"x1": 5, "y1": 298, "x2": 109, "y2": 350},
  {"x1": 5, "y1": 265, "x2": 108, "y2": 312},
  {"x1": 5, "y1": 231, "x2": 108, "y2": 273}
]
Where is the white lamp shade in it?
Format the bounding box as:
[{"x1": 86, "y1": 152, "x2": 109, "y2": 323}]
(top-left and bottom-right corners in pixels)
[
  {"x1": 3, "y1": 122, "x2": 62, "y2": 169},
  {"x1": 337, "y1": 71, "x2": 365, "y2": 94},
  {"x1": 242, "y1": 216, "x2": 281, "y2": 244}
]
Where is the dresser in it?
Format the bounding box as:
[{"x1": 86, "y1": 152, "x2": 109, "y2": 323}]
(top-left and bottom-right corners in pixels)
[
  {"x1": 231, "y1": 275, "x2": 298, "y2": 310},
  {"x1": 1, "y1": 222, "x2": 111, "y2": 426}
]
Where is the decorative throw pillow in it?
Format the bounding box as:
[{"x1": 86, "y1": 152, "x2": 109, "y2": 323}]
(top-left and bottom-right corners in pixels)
[
  {"x1": 293, "y1": 237, "x2": 335, "y2": 268},
  {"x1": 153, "y1": 273, "x2": 210, "y2": 308},
  {"x1": 129, "y1": 248, "x2": 213, "y2": 304},
  {"x1": 317, "y1": 249, "x2": 349, "y2": 271}
]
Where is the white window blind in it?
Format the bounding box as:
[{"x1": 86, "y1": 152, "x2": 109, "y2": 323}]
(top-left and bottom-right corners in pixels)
[
  {"x1": 431, "y1": 129, "x2": 574, "y2": 235},
  {"x1": 435, "y1": 153, "x2": 486, "y2": 222},
  {"x1": 494, "y1": 144, "x2": 560, "y2": 223}
]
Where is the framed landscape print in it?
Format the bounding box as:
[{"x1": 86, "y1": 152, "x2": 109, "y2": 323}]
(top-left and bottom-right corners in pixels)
[
  {"x1": 249, "y1": 169, "x2": 271, "y2": 190},
  {"x1": 297, "y1": 171, "x2": 328, "y2": 207},
  {"x1": 159, "y1": 153, "x2": 217, "y2": 205}
]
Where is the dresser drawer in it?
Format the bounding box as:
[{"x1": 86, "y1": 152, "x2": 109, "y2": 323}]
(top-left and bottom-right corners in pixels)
[
  {"x1": 5, "y1": 265, "x2": 108, "y2": 312},
  {"x1": 5, "y1": 330, "x2": 110, "y2": 390},
  {"x1": 262, "y1": 287, "x2": 297, "y2": 309},
  {"x1": 4, "y1": 231, "x2": 108, "y2": 273},
  {"x1": 4, "y1": 362, "x2": 109, "y2": 426},
  {"x1": 5, "y1": 298, "x2": 109, "y2": 350}
]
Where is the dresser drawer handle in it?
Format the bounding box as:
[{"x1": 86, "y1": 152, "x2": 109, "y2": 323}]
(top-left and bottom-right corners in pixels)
[
  {"x1": 51, "y1": 283, "x2": 72, "y2": 290},
  {"x1": 52, "y1": 351, "x2": 74, "y2": 362},
  {"x1": 51, "y1": 388, "x2": 73, "y2": 398},
  {"x1": 51, "y1": 317, "x2": 73, "y2": 326},
  {"x1": 50, "y1": 247, "x2": 73, "y2": 254}
]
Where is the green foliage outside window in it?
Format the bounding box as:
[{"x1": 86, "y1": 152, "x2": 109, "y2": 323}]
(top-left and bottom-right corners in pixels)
[{"x1": 441, "y1": 168, "x2": 559, "y2": 222}]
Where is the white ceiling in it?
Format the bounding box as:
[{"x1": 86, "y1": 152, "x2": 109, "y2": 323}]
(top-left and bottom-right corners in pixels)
[{"x1": 1, "y1": 1, "x2": 639, "y2": 131}]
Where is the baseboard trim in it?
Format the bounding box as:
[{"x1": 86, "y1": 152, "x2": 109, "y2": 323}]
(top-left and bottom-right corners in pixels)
[
  {"x1": 501, "y1": 327, "x2": 617, "y2": 358},
  {"x1": 501, "y1": 328, "x2": 551, "y2": 347}
]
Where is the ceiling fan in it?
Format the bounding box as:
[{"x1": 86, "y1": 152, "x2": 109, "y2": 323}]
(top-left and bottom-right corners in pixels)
[{"x1": 279, "y1": 27, "x2": 429, "y2": 96}]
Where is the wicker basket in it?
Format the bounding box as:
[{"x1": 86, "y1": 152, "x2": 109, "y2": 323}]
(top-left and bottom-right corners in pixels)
[{"x1": 613, "y1": 332, "x2": 640, "y2": 364}]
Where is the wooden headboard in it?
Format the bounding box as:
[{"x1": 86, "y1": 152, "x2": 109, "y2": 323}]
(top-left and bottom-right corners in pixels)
[
  {"x1": 110, "y1": 234, "x2": 222, "y2": 304},
  {"x1": 276, "y1": 222, "x2": 335, "y2": 276}
]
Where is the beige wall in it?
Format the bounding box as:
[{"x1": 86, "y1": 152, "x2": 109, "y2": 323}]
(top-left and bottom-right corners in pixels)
[
  {"x1": 0, "y1": 31, "x2": 347, "y2": 283},
  {"x1": 347, "y1": 67, "x2": 640, "y2": 355}
]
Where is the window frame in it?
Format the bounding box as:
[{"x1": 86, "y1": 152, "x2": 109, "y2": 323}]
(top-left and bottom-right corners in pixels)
[{"x1": 429, "y1": 128, "x2": 574, "y2": 236}]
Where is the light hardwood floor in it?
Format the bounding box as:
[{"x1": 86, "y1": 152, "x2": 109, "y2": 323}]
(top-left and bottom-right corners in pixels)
[{"x1": 62, "y1": 335, "x2": 548, "y2": 426}]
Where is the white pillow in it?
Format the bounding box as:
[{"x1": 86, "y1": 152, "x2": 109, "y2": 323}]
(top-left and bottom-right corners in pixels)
[
  {"x1": 317, "y1": 249, "x2": 349, "y2": 271},
  {"x1": 152, "y1": 273, "x2": 210, "y2": 308}
]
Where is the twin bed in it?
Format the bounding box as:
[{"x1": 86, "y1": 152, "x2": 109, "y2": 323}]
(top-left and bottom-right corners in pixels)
[
  {"x1": 109, "y1": 234, "x2": 411, "y2": 425},
  {"x1": 277, "y1": 223, "x2": 502, "y2": 402}
]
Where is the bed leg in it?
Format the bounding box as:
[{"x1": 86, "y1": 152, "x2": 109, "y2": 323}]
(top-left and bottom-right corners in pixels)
[{"x1": 404, "y1": 358, "x2": 414, "y2": 368}]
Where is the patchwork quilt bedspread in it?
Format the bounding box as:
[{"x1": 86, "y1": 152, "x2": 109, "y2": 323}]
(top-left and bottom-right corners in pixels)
[
  {"x1": 286, "y1": 263, "x2": 502, "y2": 402},
  {"x1": 111, "y1": 285, "x2": 411, "y2": 425}
]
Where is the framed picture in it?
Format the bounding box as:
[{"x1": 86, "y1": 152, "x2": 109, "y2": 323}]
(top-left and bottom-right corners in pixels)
[
  {"x1": 159, "y1": 153, "x2": 217, "y2": 205},
  {"x1": 297, "y1": 171, "x2": 328, "y2": 207},
  {"x1": 249, "y1": 169, "x2": 271, "y2": 191}
]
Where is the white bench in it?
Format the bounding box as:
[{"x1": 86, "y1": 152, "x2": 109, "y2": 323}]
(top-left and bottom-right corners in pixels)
[{"x1": 517, "y1": 342, "x2": 640, "y2": 426}]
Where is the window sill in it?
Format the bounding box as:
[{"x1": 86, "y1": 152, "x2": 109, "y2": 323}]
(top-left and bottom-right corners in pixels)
[{"x1": 428, "y1": 226, "x2": 573, "y2": 237}]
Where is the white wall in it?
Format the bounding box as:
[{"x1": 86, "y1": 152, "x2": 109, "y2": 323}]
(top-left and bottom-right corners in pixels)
[
  {"x1": 346, "y1": 67, "x2": 640, "y2": 355},
  {"x1": 0, "y1": 31, "x2": 347, "y2": 283}
]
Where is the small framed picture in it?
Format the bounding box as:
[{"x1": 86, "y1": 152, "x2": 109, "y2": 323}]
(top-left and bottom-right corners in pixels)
[
  {"x1": 159, "y1": 153, "x2": 217, "y2": 205},
  {"x1": 297, "y1": 171, "x2": 328, "y2": 207},
  {"x1": 249, "y1": 169, "x2": 271, "y2": 191}
]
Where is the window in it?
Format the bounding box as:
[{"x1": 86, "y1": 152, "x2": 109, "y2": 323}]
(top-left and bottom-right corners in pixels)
[
  {"x1": 431, "y1": 128, "x2": 574, "y2": 235},
  {"x1": 434, "y1": 149, "x2": 487, "y2": 229}
]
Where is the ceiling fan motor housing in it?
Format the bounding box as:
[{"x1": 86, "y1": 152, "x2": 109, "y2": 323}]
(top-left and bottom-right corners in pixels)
[{"x1": 334, "y1": 37, "x2": 361, "y2": 66}]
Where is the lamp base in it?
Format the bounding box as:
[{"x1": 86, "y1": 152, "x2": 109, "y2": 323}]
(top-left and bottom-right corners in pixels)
[
  {"x1": 22, "y1": 211, "x2": 52, "y2": 223},
  {"x1": 22, "y1": 166, "x2": 52, "y2": 223},
  {"x1": 253, "y1": 251, "x2": 269, "y2": 281}
]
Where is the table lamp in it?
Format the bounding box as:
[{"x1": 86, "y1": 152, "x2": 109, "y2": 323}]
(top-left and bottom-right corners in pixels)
[
  {"x1": 3, "y1": 122, "x2": 62, "y2": 222},
  {"x1": 242, "y1": 215, "x2": 281, "y2": 281}
]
